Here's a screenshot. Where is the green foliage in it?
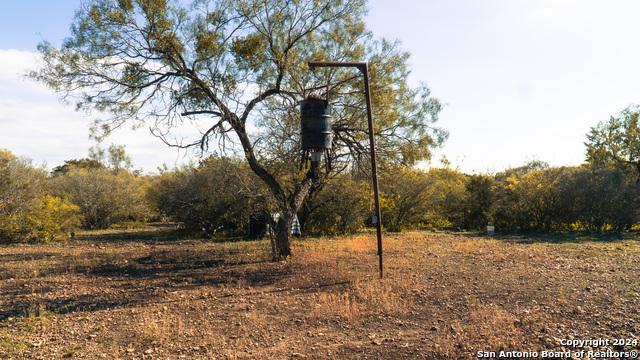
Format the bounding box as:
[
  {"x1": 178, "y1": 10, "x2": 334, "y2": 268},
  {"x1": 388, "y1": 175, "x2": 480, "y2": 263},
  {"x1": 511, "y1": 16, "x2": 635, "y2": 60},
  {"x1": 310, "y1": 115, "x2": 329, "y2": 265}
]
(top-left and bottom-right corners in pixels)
[
  {"x1": 148, "y1": 155, "x2": 262, "y2": 234},
  {"x1": 482, "y1": 162, "x2": 639, "y2": 234},
  {"x1": 494, "y1": 166, "x2": 572, "y2": 232},
  {"x1": 6, "y1": 145, "x2": 639, "y2": 240},
  {"x1": 51, "y1": 158, "x2": 104, "y2": 176},
  {"x1": 26, "y1": 195, "x2": 83, "y2": 242},
  {"x1": 352, "y1": 160, "x2": 640, "y2": 235},
  {"x1": 461, "y1": 174, "x2": 494, "y2": 230},
  {"x1": 378, "y1": 166, "x2": 433, "y2": 232},
  {"x1": 565, "y1": 164, "x2": 637, "y2": 233},
  {"x1": 300, "y1": 174, "x2": 370, "y2": 236},
  {"x1": 230, "y1": 33, "x2": 267, "y2": 72},
  {"x1": 375, "y1": 167, "x2": 470, "y2": 232},
  {"x1": 423, "y1": 168, "x2": 468, "y2": 229},
  {"x1": 586, "y1": 105, "x2": 640, "y2": 175},
  {"x1": 0, "y1": 150, "x2": 43, "y2": 240},
  {"x1": 49, "y1": 167, "x2": 151, "y2": 229},
  {"x1": 299, "y1": 167, "x2": 468, "y2": 235},
  {"x1": 0, "y1": 150, "x2": 82, "y2": 242},
  {"x1": 575, "y1": 104, "x2": 640, "y2": 232}
]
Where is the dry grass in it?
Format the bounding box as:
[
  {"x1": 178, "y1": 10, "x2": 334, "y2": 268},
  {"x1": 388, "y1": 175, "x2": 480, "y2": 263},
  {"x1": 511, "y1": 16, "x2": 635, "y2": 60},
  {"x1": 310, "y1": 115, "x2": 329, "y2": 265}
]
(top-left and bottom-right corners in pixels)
[{"x1": 1, "y1": 227, "x2": 639, "y2": 359}]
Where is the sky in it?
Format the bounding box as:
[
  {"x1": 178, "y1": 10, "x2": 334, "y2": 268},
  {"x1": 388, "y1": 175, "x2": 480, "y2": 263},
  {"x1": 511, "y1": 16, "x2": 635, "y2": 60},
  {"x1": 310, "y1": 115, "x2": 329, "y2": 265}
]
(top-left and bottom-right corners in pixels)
[{"x1": 2, "y1": 0, "x2": 640, "y2": 174}]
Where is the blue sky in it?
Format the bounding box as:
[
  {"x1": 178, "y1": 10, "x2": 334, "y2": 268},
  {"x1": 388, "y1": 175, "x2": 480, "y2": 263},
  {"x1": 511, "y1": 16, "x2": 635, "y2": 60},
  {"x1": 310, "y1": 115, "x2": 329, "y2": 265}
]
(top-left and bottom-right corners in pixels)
[
  {"x1": 0, "y1": 1, "x2": 77, "y2": 51},
  {"x1": 3, "y1": 0, "x2": 640, "y2": 173}
]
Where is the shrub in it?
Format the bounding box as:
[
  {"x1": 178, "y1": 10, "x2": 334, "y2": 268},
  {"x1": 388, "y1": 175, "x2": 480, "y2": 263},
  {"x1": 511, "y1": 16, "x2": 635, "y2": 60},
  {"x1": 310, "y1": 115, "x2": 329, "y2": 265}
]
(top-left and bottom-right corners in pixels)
[
  {"x1": 24, "y1": 195, "x2": 83, "y2": 241},
  {"x1": 300, "y1": 174, "x2": 370, "y2": 236},
  {"x1": 49, "y1": 167, "x2": 152, "y2": 229},
  {"x1": 147, "y1": 156, "x2": 258, "y2": 234},
  {"x1": 565, "y1": 164, "x2": 637, "y2": 232},
  {"x1": 0, "y1": 149, "x2": 82, "y2": 242}
]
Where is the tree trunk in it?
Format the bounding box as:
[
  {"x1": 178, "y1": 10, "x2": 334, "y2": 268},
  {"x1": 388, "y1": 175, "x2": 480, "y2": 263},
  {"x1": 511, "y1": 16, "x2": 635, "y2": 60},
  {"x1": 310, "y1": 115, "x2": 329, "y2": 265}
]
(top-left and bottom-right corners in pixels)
[
  {"x1": 272, "y1": 161, "x2": 323, "y2": 260},
  {"x1": 274, "y1": 209, "x2": 295, "y2": 260}
]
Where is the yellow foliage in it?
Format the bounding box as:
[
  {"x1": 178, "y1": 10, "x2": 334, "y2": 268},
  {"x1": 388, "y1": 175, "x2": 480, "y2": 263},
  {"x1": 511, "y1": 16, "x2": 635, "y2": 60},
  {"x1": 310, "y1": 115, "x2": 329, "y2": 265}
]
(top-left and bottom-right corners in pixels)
[
  {"x1": 25, "y1": 195, "x2": 82, "y2": 242},
  {"x1": 230, "y1": 33, "x2": 266, "y2": 72},
  {"x1": 0, "y1": 149, "x2": 82, "y2": 242}
]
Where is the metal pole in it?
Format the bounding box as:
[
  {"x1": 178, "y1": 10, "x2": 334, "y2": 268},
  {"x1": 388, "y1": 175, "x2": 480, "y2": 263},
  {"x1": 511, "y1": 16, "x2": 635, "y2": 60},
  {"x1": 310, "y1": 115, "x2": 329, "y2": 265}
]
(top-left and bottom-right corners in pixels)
[{"x1": 308, "y1": 61, "x2": 384, "y2": 278}]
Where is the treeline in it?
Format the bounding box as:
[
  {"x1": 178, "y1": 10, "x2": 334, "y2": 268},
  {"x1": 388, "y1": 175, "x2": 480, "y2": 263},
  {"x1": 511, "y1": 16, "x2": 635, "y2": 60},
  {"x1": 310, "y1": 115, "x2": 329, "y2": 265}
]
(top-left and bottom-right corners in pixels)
[
  {"x1": 342, "y1": 160, "x2": 638, "y2": 234},
  {"x1": 1, "y1": 147, "x2": 638, "y2": 243},
  {"x1": 0, "y1": 148, "x2": 151, "y2": 243}
]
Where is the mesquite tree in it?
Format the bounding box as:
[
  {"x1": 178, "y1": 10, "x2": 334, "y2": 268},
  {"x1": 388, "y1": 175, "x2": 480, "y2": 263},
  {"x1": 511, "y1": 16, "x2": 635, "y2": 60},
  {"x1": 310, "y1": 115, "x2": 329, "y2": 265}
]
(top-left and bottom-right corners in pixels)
[
  {"x1": 30, "y1": 0, "x2": 446, "y2": 258},
  {"x1": 586, "y1": 105, "x2": 640, "y2": 180}
]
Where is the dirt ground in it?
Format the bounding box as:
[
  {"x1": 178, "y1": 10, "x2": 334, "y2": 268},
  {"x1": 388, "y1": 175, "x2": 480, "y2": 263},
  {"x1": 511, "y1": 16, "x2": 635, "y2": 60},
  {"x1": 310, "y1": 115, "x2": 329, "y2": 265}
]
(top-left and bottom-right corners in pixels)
[{"x1": 1, "y1": 226, "x2": 639, "y2": 359}]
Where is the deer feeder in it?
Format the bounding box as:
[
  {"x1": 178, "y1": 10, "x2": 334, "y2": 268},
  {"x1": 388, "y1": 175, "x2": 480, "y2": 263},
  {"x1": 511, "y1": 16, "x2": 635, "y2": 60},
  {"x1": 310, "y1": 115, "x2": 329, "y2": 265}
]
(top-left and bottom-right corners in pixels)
[{"x1": 299, "y1": 94, "x2": 332, "y2": 170}]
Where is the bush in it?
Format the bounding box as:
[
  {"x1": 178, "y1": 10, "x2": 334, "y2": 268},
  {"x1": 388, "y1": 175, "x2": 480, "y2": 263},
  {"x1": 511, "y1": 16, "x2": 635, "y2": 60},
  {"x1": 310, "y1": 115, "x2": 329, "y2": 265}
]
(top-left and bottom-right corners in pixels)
[
  {"x1": 493, "y1": 166, "x2": 573, "y2": 232},
  {"x1": 49, "y1": 167, "x2": 152, "y2": 229},
  {"x1": 300, "y1": 174, "x2": 370, "y2": 236},
  {"x1": 484, "y1": 163, "x2": 638, "y2": 233},
  {"x1": 565, "y1": 164, "x2": 637, "y2": 232},
  {"x1": 424, "y1": 168, "x2": 469, "y2": 230},
  {"x1": 147, "y1": 156, "x2": 258, "y2": 234},
  {"x1": 460, "y1": 174, "x2": 494, "y2": 230},
  {"x1": 377, "y1": 167, "x2": 468, "y2": 232},
  {"x1": 0, "y1": 149, "x2": 82, "y2": 242},
  {"x1": 25, "y1": 195, "x2": 83, "y2": 241}
]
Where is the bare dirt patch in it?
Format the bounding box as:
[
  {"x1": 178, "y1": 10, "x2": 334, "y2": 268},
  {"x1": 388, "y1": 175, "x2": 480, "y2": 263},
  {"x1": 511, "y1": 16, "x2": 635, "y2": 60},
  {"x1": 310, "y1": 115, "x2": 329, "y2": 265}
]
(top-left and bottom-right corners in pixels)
[{"x1": 1, "y1": 227, "x2": 639, "y2": 359}]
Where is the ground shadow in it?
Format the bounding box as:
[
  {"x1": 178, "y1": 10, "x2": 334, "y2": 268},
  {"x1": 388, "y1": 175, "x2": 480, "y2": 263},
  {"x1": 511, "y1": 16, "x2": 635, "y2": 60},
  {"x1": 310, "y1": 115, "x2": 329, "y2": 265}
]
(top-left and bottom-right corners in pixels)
[
  {"x1": 459, "y1": 229, "x2": 636, "y2": 244},
  {"x1": 74, "y1": 222, "x2": 263, "y2": 245},
  {"x1": 0, "y1": 239, "x2": 299, "y2": 321},
  {"x1": 502, "y1": 231, "x2": 632, "y2": 244}
]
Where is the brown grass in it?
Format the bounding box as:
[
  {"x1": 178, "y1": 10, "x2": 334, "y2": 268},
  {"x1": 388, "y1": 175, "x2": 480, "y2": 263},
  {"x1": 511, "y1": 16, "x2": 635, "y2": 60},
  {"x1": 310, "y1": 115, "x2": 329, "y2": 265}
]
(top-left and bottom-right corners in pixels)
[{"x1": 1, "y1": 227, "x2": 639, "y2": 359}]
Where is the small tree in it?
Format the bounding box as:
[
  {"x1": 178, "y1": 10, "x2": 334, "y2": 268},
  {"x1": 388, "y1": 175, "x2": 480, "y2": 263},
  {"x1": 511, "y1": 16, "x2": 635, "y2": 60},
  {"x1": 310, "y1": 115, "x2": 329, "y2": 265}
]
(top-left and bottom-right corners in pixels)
[
  {"x1": 565, "y1": 164, "x2": 637, "y2": 233},
  {"x1": 461, "y1": 174, "x2": 493, "y2": 230},
  {"x1": 378, "y1": 166, "x2": 432, "y2": 232},
  {"x1": 499, "y1": 167, "x2": 572, "y2": 232},
  {"x1": 425, "y1": 168, "x2": 468, "y2": 230},
  {"x1": 586, "y1": 105, "x2": 640, "y2": 177},
  {"x1": 49, "y1": 167, "x2": 151, "y2": 229},
  {"x1": 299, "y1": 174, "x2": 370, "y2": 236},
  {"x1": 584, "y1": 106, "x2": 640, "y2": 230},
  {"x1": 31, "y1": 0, "x2": 446, "y2": 258},
  {"x1": 0, "y1": 150, "x2": 81, "y2": 242},
  {"x1": 148, "y1": 155, "x2": 261, "y2": 234}
]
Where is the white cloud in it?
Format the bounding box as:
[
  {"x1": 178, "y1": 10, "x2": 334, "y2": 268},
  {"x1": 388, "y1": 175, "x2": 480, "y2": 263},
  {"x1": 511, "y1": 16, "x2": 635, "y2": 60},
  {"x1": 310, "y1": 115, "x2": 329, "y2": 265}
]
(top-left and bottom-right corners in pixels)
[{"x1": 0, "y1": 49, "x2": 193, "y2": 173}]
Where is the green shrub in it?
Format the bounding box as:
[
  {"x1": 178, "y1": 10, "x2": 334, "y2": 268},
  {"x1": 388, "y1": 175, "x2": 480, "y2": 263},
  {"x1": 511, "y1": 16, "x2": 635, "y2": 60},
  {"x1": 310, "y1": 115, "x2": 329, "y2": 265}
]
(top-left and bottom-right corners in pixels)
[
  {"x1": 0, "y1": 149, "x2": 82, "y2": 242},
  {"x1": 49, "y1": 167, "x2": 152, "y2": 229},
  {"x1": 147, "y1": 156, "x2": 258, "y2": 233},
  {"x1": 300, "y1": 175, "x2": 370, "y2": 236}
]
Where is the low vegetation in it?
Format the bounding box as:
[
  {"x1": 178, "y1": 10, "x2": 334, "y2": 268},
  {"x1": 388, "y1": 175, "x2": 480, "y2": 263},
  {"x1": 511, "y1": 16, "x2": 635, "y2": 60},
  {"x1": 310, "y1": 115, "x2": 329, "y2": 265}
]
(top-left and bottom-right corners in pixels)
[
  {"x1": 4, "y1": 143, "x2": 640, "y2": 245},
  {"x1": 1, "y1": 225, "x2": 639, "y2": 359},
  {"x1": 0, "y1": 150, "x2": 81, "y2": 243}
]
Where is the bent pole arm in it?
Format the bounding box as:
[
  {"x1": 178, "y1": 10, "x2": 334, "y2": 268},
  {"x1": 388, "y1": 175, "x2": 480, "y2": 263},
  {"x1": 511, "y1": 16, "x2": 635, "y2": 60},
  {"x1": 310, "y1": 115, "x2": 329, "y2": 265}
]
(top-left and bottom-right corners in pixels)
[
  {"x1": 307, "y1": 61, "x2": 384, "y2": 279},
  {"x1": 308, "y1": 61, "x2": 367, "y2": 71}
]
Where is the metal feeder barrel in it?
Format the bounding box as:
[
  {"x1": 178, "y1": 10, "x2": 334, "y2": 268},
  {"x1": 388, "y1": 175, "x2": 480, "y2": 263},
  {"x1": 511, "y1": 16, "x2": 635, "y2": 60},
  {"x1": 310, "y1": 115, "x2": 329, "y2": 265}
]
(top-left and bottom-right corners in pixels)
[{"x1": 300, "y1": 98, "x2": 332, "y2": 150}]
